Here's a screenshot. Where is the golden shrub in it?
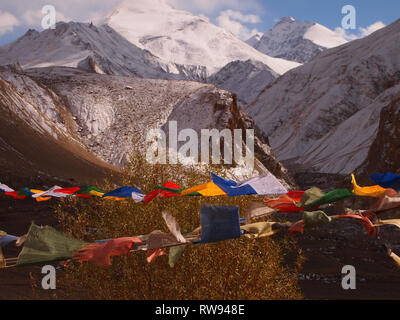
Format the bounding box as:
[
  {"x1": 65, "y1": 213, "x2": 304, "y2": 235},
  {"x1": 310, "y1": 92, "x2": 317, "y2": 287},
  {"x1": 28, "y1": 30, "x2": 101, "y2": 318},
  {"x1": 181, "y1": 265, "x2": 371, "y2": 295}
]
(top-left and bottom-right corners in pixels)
[{"x1": 53, "y1": 154, "x2": 303, "y2": 300}]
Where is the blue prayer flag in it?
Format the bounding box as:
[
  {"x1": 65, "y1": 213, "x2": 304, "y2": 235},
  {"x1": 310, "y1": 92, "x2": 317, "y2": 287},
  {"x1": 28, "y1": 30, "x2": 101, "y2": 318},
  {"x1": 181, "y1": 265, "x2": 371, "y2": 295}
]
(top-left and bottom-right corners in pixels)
[
  {"x1": 371, "y1": 172, "x2": 400, "y2": 189},
  {"x1": 199, "y1": 205, "x2": 241, "y2": 244}
]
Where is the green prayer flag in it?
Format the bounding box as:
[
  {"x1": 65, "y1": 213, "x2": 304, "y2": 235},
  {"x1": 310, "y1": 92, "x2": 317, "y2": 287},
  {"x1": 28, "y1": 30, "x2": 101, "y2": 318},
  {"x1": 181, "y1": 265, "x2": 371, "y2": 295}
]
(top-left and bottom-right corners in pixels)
[
  {"x1": 169, "y1": 245, "x2": 185, "y2": 268},
  {"x1": 305, "y1": 189, "x2": 354, "y2": 210},
  {"x1": 155, "y1": 185, "x2": 184, "y2": 194},
  {"x1": 303, "y1": 211, "x2": 332, "y2": 228},
  {"x1": 16, "y1": 223, "x2": 87, "y2": 266},
  {"x1": 75, "y1": 186, "x2": 104, "y2": 196}
]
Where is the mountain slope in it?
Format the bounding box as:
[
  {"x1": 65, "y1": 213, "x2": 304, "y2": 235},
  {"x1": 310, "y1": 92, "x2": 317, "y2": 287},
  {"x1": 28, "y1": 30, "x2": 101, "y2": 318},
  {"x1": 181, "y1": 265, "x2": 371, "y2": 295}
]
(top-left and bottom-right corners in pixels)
[
  {"x1": 250, "y1": 17, "x2": 347, "y2": 63},
  {"x1": 0, "y1": 65, "x2": 116, "y2": 185},
  {"x1": 355, "y1": 93, "x2": 400, "y2": 183},
  {"x1": 0, "y1": 22, "x2": 209, "y2": 80},
  {"x1": 104, "y1": 0, "x2": 300, "y2": 76},
  {"x1": 248, "y1": 19, "x2": 400, "y2": 174},
  {"x1": 208, "y1": 59, "x2": 279, "y2": 105},
  {"x1": 22, "y1": 66, "x2": 294, "y2": 186}
]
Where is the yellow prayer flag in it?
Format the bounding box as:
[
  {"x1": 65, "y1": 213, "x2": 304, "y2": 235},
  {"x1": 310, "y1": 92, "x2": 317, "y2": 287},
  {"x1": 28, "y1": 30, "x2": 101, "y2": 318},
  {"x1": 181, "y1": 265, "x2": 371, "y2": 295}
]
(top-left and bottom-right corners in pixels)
[
  {"x1": 351, "y1": 174, "x2": 388, "y2": 198},
  {"x1": 180, "y1": 182, "x2": 226, "y2": 197}
]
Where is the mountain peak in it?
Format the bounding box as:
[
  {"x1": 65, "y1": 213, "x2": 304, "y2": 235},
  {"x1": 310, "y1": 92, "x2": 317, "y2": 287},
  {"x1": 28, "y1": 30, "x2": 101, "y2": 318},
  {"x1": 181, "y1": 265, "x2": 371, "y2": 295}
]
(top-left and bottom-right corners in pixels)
[
  {"x1": 104, "y1": 0, "x2": 300, "y2": 75},
  {"x1": 277, "y1": 16, "x2": 296, "y2": 24},
  {"x1": 250, "y1": 17, "x2": 347, "y2": 63}
]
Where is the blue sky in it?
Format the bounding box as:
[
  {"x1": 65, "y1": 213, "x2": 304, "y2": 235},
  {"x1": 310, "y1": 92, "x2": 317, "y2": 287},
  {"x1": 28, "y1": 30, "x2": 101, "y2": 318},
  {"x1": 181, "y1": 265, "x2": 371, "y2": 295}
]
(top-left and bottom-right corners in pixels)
[{"x1": 0, "y1": 0, "x2": 398, "y2": 45}]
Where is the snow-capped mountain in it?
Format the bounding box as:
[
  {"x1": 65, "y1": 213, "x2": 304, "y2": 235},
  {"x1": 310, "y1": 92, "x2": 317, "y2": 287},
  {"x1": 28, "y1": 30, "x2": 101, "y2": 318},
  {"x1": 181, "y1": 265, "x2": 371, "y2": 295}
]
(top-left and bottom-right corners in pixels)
[
  {"x1": 245, "y1": 32, "x2": 263, "y2": 47},
  {"x1": 104, "y1": 0, "x2": 300, "y2": 76},
  {"x1": 249, "y1": 17, "x2": 348, "y2": 63},
  {"x1": 247, "y1": 19, "x2": 400, "y2": 174},
  {"x1": 208, "y1": 59, "x2": 279, "y2": 105},
  {"x1": 0, "y1": 22, "x2": 209, "y2": 80}
]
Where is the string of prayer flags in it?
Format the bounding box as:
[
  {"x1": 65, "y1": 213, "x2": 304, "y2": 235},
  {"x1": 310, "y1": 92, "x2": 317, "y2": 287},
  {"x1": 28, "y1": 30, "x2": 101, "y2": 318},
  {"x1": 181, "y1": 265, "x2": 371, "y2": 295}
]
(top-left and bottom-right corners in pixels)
[
  {"x1": 211, "y1": 172, "x2": 287, "y2": 196},
  {"x1": 32, "y1": 186, "x2": 68, "y2": 199},
  {"x1": 245, "y1": 202, "x2": 277, "y2": 223},
  {"x1": 372, "y1": 194, "x2": 400, "y2": 212},
  {"x1": 2, "y1": 172, "x2": 400, "y2": 205},
  {"x1": 102, "y1": 186, "x2": 144, "y2": 202},
  {"x1": 370, "y1": 172, "x2": 400, "y2": 189},
  {"x1": 304, "y1": 189, "x2": 353, "y2": 210},
  {"x1": 54, "y1": 187, "x2": 81, "y2": 195},
  {"x1": 180, "y1": 181, "x2": 226, "y2": 197},
  {"x1": 145, "y1": 231, "x2": 182, "y2": 250},
  {"x1": 72, "y1": 237, "x2": 143, "y2": 267},
  {"x1": 297, "y1": 187, "x2": 325, "y2": 208},
  {"x1": 16, "y1": 223, "x2": 88, "y2": 266},
  {"x1": 351, "y1": 174, "x2": 390, "y2": 198},
  {"x1": 198, "y1": 205, "x2": 241, "y2": 244},
  {"x1": 241, "y1": 222, "x2": 289, "y2": 238},
  {"x1": 144, "y1": 182, "x2": 182, "y2": 204},
  {"x1": 264, "y1": 194, "x2": 298, "y2": 209},
  {"x1": 303, "y1": 211, "x2": 332, "y2": 228},
  {"x1": 263, "y1": 192, "x2": 305, "y2": 213},
  {"x1": 0, "y1": 183, "x2": 14, "y2": 192},
  {"x1": 75, "y1": 186, "x2": 105, "y2": 198},
  {"x1": 332, "y1": 214, "x2": 376, "y2": 237},
  {"x1": 288, "y1": 211, "x2": 331, "y2": 237},
  {"x1": 5, "y1": 189, "x2": 28, "y2": 199}
]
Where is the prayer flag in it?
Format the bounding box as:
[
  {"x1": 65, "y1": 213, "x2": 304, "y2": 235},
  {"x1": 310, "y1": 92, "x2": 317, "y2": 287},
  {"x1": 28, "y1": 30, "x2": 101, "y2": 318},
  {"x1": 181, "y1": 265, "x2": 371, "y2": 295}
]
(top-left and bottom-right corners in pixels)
[{"x1": 199, "y1": 205, "x2": 241, "y2": 244}]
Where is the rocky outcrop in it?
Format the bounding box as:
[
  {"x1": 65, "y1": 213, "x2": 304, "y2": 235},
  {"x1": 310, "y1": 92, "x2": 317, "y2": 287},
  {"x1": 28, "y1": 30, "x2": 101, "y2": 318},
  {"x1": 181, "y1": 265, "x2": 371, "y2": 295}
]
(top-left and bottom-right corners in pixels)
[{"x1": 355, "y1": 95, "x2": 400, "y2": 184}]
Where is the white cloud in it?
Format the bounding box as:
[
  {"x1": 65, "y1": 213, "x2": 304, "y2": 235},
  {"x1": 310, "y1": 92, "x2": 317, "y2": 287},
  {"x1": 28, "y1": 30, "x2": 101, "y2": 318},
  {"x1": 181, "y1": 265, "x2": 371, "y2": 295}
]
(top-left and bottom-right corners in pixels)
[
  {"x1": 217, "y1": 10, "x2": 261, "y2": 40},
  {"x1": 0, "y1": 0, "x2": 121, "y2": 29},
  {"x1": 0, "y1": 11, "x2": 20, "y2": 36},
  {"x1": 0, "y1": 0, "x2": 264, "y2": 38},
  {"x1": 21, "y1": 9, "x2": 70, "y2": 27},
  {"x1": 334, "y1": 21, "x2": 386, "y2": 41},
  {"x1": 333, "y1": 27, "x2": 359, "y2": 41},
  {"x1": 169, "y1": 0, "x2": 262, "y2": 14},
  {"x1": 359, "y1": 21, "x2": 386, "y2": 37}
]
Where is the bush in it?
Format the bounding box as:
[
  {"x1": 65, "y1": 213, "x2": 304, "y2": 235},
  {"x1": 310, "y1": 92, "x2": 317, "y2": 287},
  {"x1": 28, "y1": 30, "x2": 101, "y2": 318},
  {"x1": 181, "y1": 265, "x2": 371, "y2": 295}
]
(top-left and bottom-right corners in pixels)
[{"x1": 53, "y1": 154, "x2": 303, "y2": 300}]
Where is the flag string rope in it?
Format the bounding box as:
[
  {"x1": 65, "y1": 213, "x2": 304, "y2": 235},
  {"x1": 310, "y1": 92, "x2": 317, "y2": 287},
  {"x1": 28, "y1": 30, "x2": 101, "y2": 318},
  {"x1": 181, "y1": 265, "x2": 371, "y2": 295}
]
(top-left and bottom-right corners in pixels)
[{"x1": 1, "y1": 172, "x2": 400, "y2": 269}]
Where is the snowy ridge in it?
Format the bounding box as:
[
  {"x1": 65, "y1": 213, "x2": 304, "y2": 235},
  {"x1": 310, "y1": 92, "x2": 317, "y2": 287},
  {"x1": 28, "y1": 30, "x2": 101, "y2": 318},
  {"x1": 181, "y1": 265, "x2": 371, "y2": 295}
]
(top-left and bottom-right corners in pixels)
[
  {"x1": 105, "y1": 0, "x2": 300, "y2": 76},
  {"x1": 208, "y1": 59, "x2": 279, "y2": 105},
  {"x1": 248, "y1": 19, "x2": 400, "y2": 174},
  {"x1": 0, "y1": 22, "x2": 209, "y2": 81},
  {"x1": 249, "y1": 16, "x2": 347, "y2": 63}
]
